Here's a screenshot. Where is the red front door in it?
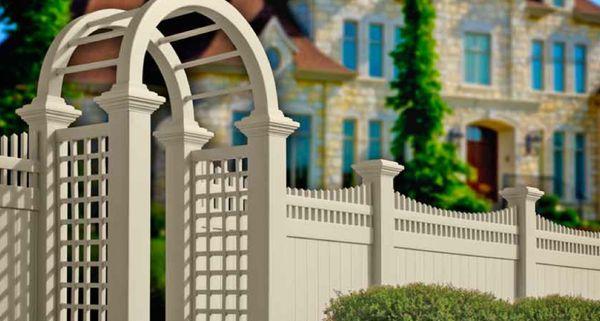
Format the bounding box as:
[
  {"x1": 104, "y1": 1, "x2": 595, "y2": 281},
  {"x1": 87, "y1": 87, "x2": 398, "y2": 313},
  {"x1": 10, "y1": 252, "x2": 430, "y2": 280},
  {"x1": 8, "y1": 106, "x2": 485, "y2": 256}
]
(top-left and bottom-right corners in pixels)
[{"x1": 467, "y1": 126, "x2": 498, "y2": 200}]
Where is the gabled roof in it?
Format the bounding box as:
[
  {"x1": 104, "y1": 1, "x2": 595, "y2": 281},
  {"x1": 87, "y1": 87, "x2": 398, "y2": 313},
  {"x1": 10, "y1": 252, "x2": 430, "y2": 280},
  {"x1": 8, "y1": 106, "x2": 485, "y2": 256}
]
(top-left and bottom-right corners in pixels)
[
  {"x1": 575, "y1": 0, "x2": 600, "y2": 16},
  {"x1": 526, "y1": 0, "x2": 600, "y2": 22}
]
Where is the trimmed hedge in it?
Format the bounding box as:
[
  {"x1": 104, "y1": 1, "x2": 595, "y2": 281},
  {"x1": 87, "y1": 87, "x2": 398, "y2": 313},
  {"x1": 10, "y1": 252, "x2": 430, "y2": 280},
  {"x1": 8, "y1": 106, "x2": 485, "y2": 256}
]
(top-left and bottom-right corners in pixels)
[
  {"x1": 514, "y1": 296, "x2": 600, "y2": 321},
  {"x1": 325, "y1": 284, "x2": 600, "y2": 321}
]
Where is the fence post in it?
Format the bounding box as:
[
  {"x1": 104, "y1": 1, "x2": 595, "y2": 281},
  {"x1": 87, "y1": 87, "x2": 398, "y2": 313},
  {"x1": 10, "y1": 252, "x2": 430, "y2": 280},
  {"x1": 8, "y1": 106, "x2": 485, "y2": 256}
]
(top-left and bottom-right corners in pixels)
[
  {"x1": 500, "y1": 186, "x2": 544, "y2": 299},
  {"x1": 237, "y1": 112, "x2": 299, "y2": 321},
  {"x1": 17, "y1": 97, "x2": 81, "y2": 321},
  {"x1": 95, "y1": 84, "x2": 165, "y2": 321},
  {"x1": 353, "y1": 159, "x2": 404, "y2": 285},
  {"x1": 154, "y1": 122, "x2": 213, "y2": 321}
]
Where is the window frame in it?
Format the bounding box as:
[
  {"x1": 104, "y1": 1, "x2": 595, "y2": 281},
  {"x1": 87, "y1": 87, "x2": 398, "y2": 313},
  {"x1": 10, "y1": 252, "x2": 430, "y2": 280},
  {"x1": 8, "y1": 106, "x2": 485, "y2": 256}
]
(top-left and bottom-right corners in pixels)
[
  {"x1": 552, "y1": 41, "x2": 566, "y2": 93},
  {"x1": 531, "y1": 40, "x2": 545, "y2": 91},
  {"x1": 574, "y1": 44, "x2": 587, "y2": 94},
  {"x1": 574, "y1": 133, "x2": 586, "y2": 201},
  {"x1": 342, "y1": 118, "x2": 357, "y2": 187},
  {"x1": 553, "y1": 131, "x2": 565, "y2": 198},
  {"x1": 368, "y1": 120, "x2": 384, "y2": 160},
  {"x1": 368, "y1": 23, "x2": 385, "y2": 78},
  {"x1": 342, "y1": 20, "x2": 359, "y2": 71},
  {"x1": 286, "y1": 114, "x2": 313, "y2": 189},
  {"x1": 463, "y1": 32, "x2": 492, "y2": 86}
]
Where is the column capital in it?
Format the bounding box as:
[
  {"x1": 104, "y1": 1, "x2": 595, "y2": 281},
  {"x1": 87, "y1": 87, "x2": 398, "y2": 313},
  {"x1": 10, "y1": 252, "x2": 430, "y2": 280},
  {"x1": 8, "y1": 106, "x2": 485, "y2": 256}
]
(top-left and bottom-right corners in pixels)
[
  {"x1": 236, "y1": 111, "x2": 299, "y2": 138},
  {"x1": 94, "y1": 83, "x2": 166, "y2": 114},
  {"x1": 353, "y1": 159, "x2": 404, "y2": 182},
  {"x1": 500, "y1": 186, "x2": 544, "y2": 205},
  {"x1": 153, "y1": 120, "x2": 214, "y2": 147},
  {"x1": 16, "y1": 95, "x2": 81, "y2": 127}
]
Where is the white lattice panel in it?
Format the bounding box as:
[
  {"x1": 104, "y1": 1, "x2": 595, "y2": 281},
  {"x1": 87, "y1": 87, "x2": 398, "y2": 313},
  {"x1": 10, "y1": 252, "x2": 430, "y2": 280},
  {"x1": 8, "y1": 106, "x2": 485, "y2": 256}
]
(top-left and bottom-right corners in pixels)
[
  {"x1": 193, "y1": 149, "x2": 249, "y2": 321},
  {"x1": 57, "y1": 126, "x2": 109, "y2": 321}
]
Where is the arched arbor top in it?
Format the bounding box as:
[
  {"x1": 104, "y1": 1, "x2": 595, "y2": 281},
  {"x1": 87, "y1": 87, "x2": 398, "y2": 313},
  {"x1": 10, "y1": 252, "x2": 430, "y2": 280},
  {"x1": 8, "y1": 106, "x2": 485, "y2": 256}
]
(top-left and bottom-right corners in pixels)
[{"x1": 19, "y1": 0, "x2": 295, "y2": 133}]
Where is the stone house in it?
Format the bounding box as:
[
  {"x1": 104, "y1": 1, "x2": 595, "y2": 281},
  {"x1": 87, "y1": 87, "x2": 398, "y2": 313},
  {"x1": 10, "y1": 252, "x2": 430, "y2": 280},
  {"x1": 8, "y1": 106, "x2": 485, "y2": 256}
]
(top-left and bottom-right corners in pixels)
[{"x1": 67, "y1": 0, "x2": 600, "y2": 218}]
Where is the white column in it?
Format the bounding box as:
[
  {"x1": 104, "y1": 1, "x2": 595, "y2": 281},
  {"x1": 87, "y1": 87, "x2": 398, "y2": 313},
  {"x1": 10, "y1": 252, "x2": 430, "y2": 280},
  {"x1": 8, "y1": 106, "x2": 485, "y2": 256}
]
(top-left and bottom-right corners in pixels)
[
  {"x1": 353, "y1": 159, "x2": 403, "y2": 285},
  {"x1": 95, "y1": 84, "x2": 165, "y2": 321},
  {"x1": 17, "y1": 96, "x2": 81, "y2": 321},
  {"x1": 500, "y1": 185, "x2": 544, "y2": 298},
  {"x1": 237, "y1": 113, "x2": 298, "y2": 321},
  {"x1": 154, "y1": 122, "x2": 213, "y2": 321}
]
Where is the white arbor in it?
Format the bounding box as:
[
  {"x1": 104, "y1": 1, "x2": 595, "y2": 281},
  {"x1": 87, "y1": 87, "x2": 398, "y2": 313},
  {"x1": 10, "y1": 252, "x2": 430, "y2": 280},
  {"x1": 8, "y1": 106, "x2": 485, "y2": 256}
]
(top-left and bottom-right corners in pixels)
[{"x1": 14, "y1": 0, "x2": 297, "y2": 320}]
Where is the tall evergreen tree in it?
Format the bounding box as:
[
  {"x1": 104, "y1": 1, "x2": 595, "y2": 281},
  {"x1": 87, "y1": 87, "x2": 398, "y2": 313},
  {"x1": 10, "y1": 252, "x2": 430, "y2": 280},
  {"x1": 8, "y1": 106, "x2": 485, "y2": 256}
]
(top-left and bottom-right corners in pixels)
[
  {"x1": 0, "y1": 0, "x2": 72, "y2": 134},
  {"x1": 388, "y1": 0, "x2": 489, "y2": 212}
]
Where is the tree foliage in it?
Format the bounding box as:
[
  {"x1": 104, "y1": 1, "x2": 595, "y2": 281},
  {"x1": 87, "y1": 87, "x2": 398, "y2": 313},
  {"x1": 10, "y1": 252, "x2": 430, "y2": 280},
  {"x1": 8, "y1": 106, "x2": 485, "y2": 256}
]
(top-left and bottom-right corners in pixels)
[
  {"x1": 0, "y1": 0, "x2": 72, "y2": 134},
  {"x1": 388, "y1": 0, "x2": 489, "y2": 212}
]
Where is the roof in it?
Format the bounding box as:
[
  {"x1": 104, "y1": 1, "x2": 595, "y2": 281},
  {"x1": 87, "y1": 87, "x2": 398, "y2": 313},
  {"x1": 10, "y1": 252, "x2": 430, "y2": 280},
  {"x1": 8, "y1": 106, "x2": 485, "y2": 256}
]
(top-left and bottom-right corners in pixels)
[
  {"x1": 575, "y1": 0, "x2": 600, "y2": 14},
  {"x1": 67, "y1": 0, "x2": 354, "y2": 84},
  {"x1": 196, "y1": 2, "x2": 353, "y2": 80},
  {"x1": 526, "y1": 0, "x2": 600, "y2": 20}
]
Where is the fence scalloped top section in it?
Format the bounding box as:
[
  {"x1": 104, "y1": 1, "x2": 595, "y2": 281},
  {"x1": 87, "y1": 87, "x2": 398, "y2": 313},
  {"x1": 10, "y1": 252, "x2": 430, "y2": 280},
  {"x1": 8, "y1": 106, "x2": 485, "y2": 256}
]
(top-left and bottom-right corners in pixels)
[{"x1": 394, "y1": 192, "x2": 517, "y2": 225}]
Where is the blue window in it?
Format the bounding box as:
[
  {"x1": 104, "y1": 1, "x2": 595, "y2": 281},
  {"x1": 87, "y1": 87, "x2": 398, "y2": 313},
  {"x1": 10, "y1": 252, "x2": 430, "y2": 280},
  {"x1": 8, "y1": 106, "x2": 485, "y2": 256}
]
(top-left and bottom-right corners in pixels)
[
  {"x1": 287, "y1": 115, "x2": 311, "y2": 188},
  {"x1": 369, "y1": 24, "x2": 384, "y2": 77},
  {"x1": 553, "y1": 132, "x2": 565, "y2": 197},
  {"x1": 574, "y1": 44, "x2": 587, "y2": 93},
  {"x1": 531, "y1": 41, "x2": 544, "y2": 90},
  {"x1": 343, "y1": 21, "x2": 358, "y2": 71},
  {"x1": 393, "y1": 26, "x2": 403, "y2": 78},
  {"x1": 552, "y1": 42, "x2": 565, "y2": 92},
  {"x1": 368, "y1": 121, "x2": 383, "y2": 160},
  {"x1": 464, "y1": 33, "x2": 491, "y2": 85},
  {"x1": 575, "y1": 133, "x2": 586, "y2": 200},
  {"x1": 342, "y1": 119, "x2": 356, "y2": 187},
  {"x1": 232, "y1": 111, "x2": 250, "y2": 146},
  {"x1": 553, "y1": 0, "x2": 565, "y2": 7}
]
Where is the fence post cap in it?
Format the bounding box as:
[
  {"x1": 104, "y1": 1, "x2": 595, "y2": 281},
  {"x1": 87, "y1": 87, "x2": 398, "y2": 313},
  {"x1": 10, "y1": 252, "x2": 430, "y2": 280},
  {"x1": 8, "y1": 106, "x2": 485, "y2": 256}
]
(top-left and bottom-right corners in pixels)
[
  {"x1": 500, "y1": 185, "x2": 544, "y2": 202},
  {"x1": 353, "y1": 159, "x2": 404, "y2": 179},
  {"x1": 153, "y1": 120, "x2": 214, "y2": 147},
  {"x1": 16, "y1": 95, "x2": 81, "y2": 126},
  {"x1": 236, "y1": 111, "x2": 299, "y2": 138},
  {"x1": 94, "y1": 83, "x2": 166, "y2": 114}
]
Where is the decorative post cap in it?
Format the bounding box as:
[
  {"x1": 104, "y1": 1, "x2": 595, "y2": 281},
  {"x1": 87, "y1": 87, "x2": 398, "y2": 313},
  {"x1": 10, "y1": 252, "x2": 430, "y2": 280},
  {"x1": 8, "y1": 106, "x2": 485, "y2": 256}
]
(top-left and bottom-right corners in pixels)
[
  {"x1": 94, "y1": 83, "x2": 166, "y2": 114},
  {"x1": 352, "y1": 159, "x2": 404, "y2": 181},
  {"x1": 235, "y1": 110, "x2": 299, "y2": 137},
  {"x1": 153, "y1": 120, "x2": 214, "y2": 147},
  {"x1": 500, "y1": 186, "x2": 545, "y2": 203},
  {"x1": 16, "y1": 95, "x2": 81, "y2": 126}
]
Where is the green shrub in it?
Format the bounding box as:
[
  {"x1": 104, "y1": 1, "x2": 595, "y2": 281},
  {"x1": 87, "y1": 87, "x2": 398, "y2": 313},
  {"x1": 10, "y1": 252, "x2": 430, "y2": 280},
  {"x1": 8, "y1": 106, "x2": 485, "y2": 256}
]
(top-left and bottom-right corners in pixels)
[
  {"x1": 513, "y1": 296, "x2": 600, "y2": 321},
  {"x1": 325, "y1": 284, "x2": 600, "y2": 321},
  {"x1": 325, "y1": 284, "x2": 511, "y2": 321}
]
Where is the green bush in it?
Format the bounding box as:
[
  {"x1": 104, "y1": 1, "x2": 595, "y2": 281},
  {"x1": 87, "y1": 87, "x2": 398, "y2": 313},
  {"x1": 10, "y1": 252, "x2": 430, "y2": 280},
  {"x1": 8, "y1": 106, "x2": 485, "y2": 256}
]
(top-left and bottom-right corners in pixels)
[
  {"x1": 514, "y1": 296, "x2": 600, "y2": 321},
  {"x1": 325, "y1": 284, "x2": 600, "y2": 321},
  {"x1": 325, "y1": 284, "x2": 511, "y2": 321}
]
